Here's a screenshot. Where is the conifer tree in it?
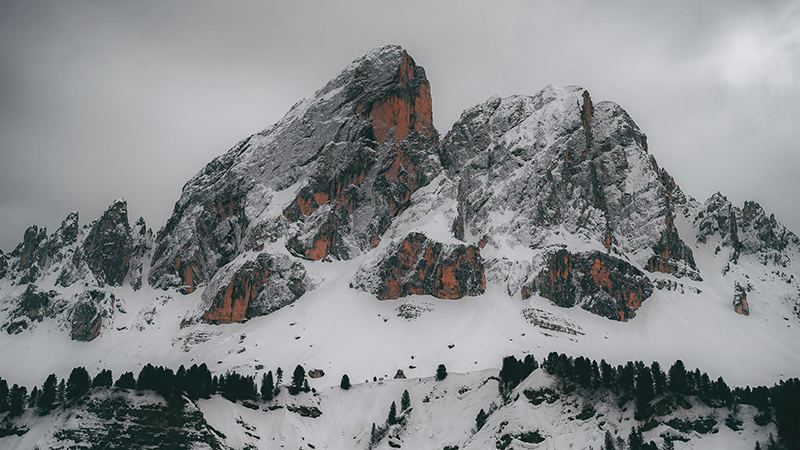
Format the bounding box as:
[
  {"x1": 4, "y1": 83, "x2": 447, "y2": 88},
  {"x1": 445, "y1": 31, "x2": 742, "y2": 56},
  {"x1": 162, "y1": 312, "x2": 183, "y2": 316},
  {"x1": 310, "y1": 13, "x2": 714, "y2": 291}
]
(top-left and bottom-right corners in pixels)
[
  {"x1": 28, "y1": 386, "x2": 39, "y2": 408},
  {"x1": 388, "y1": 401, "x2": 397, "y2": 425},
  {"x1": 261, "y1": 371, "x2": 274, "y2": 401},
  {"x1": 436, "y1": 364, "x2": 447, "y2": 381},
  {"x1": 668, "y1": 360, "x2": 688, "y2": 395},
  {"x1": 274, "y1": 367, "x2": 283, "y2": 396},
  {"x1": 57, "y1": 379, "x2": 65, "y2": 403},
  {"x1": 38, "y1": 374, "x2": 58, "y2": 412},
  {"x1": 67, "y1": 367, "x2": 91, "y2": 400},
  {"x1": 604, "y1": 430, "x2": 616, "y2": 450},
  {"x1": 401, "y1": 389, "x2": 411, "y2": 411},
  {"x1": 291, "y1": 365, "x2": 305, "y2": 394},
  {"x1": 340, "y1": 374, "x2": 351, "y2": 390},
  {"x1": 0, "y1": 377, "x2": 9, "y2": 412},
  {"x1": 115, "y1": 372, "x2": 136, "y2": 389},
  {"x1": 9, "y1": 384, "x2": 27, "y2": 417},
  {"x1": 476, "y1": 408, "x2": 488, "y2": 431}
]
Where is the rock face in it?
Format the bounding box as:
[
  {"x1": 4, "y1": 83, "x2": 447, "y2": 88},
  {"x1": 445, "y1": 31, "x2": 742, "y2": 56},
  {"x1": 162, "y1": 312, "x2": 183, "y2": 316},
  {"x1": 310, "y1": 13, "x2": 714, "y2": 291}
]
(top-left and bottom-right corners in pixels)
[
  {"x1": 522, "y1": 249, "x2": 654, "y2": 321},
  {"x1": 199, "y1": 253, "x2": 309, "y2": 324},
  {"x1": 733, "y1": 282, "x2": 750, "y2": 316},
  {"x1": 149, "y1": 45, "x2": 439, "y2": 294},
  {"x1": 83, "y1": 199, "x2": 133, "y2": 287},
  {"x1": 128, "y1": 217, "x2": 153, "y2": 291},
  {"x1": 438, "y1": 87, "x2": 699, "y2": 280},
  {"x1": 696, "y1": 193, "x2": 799, "y2": 264},
  {"x1": 1, "y1": 284, "x2": 62, "y2": 334},
  {"x1": 351, "y1": 232, "x2": 485, "y2": 300},
  {"x1": 69, "y1": 289, "x2": 112, "y2": 342}
]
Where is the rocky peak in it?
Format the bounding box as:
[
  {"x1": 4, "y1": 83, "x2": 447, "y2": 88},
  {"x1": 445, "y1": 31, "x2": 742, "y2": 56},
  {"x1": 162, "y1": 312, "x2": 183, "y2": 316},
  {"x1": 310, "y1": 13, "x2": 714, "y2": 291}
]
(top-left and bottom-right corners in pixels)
[
  {"x1": 149, "y1": 45, "x2": 439, "y2": 293},
  {"x1": 695, "y1": 193, "x2": 798, "y2": 263},
  {"x1": 438, "y1": 86, "x2": 697, "y2": 278},
  {"x1": 83, "y1": 199, "x2": 133, "y2": 287},
  {"x1": 12, "y1": 224, "x2": 47, "y2": 272}
]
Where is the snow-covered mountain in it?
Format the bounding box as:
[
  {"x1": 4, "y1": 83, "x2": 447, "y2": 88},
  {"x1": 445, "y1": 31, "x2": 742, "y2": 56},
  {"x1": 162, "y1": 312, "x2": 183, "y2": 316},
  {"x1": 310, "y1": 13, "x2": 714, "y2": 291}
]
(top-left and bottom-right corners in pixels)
[{"x1": 1, "y1": 45, "x2": 799, "y2": 449}]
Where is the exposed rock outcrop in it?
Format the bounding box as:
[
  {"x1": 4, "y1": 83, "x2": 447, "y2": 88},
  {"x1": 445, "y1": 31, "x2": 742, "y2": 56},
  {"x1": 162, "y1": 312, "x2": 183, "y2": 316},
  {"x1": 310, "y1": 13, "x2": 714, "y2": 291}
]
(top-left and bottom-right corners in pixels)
[
  {"x1": 10, "y1": 224, "x2": 48, "y2": 283},
  {"x1": 437, "y1": 87, "x2": 698, "y2": 280},
  {"x1": 696, "y1": 193, "x2": 799, "y2": 265},
  {"x1": 0, "y1": 250, "x2": 6, "y2": 279},
  {"x1": 69, "y1": 289, "x2": 112, "y2": 342},
  {"x1": 522, "y1": 249, "x2": 654, "y2": 321},
  {"x1": 83, "y1": 199, "x2": 133, "y2": 287},
  {"x1": 733, "y1": 282, "x2": 750, "y2": 316},
  {"x1": 149, "y1": 45, "x2": 439, "y2": 293},
  {"x1": 351, "y1": 232, "x2": 485, "y2": 300},
  {"x1": 127, "y1": 217, "x2": 153, "y2": 291},
  {"x1": 1, "y1": 284, "x2": 62, "y2": 334},
  {"x1": 199, "y1": 252, "x2": 309, "y2": 324}
]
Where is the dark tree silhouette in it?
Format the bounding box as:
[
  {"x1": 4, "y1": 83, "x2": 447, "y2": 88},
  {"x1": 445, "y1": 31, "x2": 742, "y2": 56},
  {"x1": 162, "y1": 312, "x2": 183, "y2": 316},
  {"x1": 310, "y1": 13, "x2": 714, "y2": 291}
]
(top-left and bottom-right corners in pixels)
[
  {"x1": 115, "y1": 372, "x2": 136, "y2": 389},
  {"x1": 436, "y1": 364, "x2": 447, "y2": 381},
  {"x1": 261, "y1": 371, "x2": 274, "y2": 401},
  {"x1": 67, "y1": 367, "x2": 92, "y2": 400},
  {"x1": 38, "y1": 373, "x2": 58, "y2": 412},
  {"x1": 340, "y1": 374, "x2": 351, "y2": 390}
]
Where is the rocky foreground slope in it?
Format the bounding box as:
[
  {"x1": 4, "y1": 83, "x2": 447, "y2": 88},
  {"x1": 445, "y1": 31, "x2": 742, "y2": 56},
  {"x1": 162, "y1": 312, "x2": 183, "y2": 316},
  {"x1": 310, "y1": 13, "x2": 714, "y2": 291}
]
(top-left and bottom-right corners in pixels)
[{"x1": 0, "y1": 44, "x2": 799, "y2": 449}]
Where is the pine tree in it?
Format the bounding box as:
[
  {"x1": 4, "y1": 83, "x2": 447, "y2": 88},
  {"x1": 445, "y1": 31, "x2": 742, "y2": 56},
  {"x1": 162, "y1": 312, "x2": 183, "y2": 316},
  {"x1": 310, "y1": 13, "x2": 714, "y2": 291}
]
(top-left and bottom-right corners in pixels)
[
  {"x1": 340, "y1": 374, "x2": 351, "y2": 390},
  {"x1": 663, "y1": 438, "x2": 675, "y2": 450},
  {"x1": 388, "y1": 401, "x2": 397, "y2": 425},
  {"x1": 28, "y1": 386, "x2": 39, "y2": 408},
  {"x1": 604, "y1": 430, "x2": 616, "y2": 450},
  {"x1": 651, "y1": 361, "x2": 666, "y2": 396},
  {"x1": 476, "y1": 408, "x2": 488, "y2": 431},
  {"x1": 115, "y1": 372, "x2": 136, "y2": 389},
  {"x1": 9, "y1": 384, "x2": 27, "y2": 417},
  {"x1": 291, "y1": 365, "x2": 305, "y2": 394},
  {"x1": 66, "y1": 367, "x2": 92, "y2": 400},
  {"x1": 668, "y1": 360, "x2": 688, "y2": 395},
  {"x1": 628, "y1": 426, "x2": 644, "y2": 450},
  {"x1": 274, "y1": 367, "x2": 283, "y2": 396},
  {"x1": 38, "y1": 373, "x2": 58, "y2": 412},
  {"x1": 92, "y1": 369, "x2": 113, "y2": 388},
  {"x1": 261, "y1": 371, "x2": 274, "y2": 401},
  {"x1": 436, "y1": 364, "x2": 447, "y2": 381},
  {"x1": 401, "y1": 389, "x2": 411, "y2": 411},
  {"x1": 136, "y1": 364, "x2": 158, "y2": 391},
  {"x1": 0, "y1": 377, "x2": 9, "y2": 412},
  {"x1": 302, "y1": 379, "x2": 310, "y2": 393},
  {"x1": 57, "y1": 379, "x2": 66, "y2": 403},
  {"x1": 500, "y1": 355, "x2": 521, "y2": 389}
]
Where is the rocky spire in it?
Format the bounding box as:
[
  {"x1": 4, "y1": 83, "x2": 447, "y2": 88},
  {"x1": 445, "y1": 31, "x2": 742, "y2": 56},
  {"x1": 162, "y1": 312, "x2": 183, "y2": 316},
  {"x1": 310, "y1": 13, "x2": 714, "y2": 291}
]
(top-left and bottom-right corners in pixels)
[
  {"x1": 83, "y1": 199, "x2": 133, "y2": 287},
  {"x1": 149, "y1": 45, "x2": 439, "y2": 293}
]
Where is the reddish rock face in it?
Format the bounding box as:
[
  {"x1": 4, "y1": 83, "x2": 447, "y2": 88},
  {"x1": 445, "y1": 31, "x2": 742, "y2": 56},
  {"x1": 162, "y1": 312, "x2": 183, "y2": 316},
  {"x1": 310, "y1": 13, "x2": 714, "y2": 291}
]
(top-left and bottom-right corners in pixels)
[
  {"x1": 733, "y1": 282, "x2": 750, "y2": 316},
  {"x1": 201, "y1": 253, "x2": 308, "y2": 324},
  {"x1": 525, "y1": 250, "x2": 654, "y2": 322},
  {"x1": 70, "y1": 301, "x2": 102, "y2": 342},
  {"x1": 202, "y1": 263, "x2": 270, "y2": 324},
  {"x1": 284, "y1": 50, "x2": 437, "y2": 262},
  {"x1": 645, "y1": 171, "x2": 700, "y2": 281},
  {"x1": 359, "y1": 232, "x2": 485, "y2": 300}
]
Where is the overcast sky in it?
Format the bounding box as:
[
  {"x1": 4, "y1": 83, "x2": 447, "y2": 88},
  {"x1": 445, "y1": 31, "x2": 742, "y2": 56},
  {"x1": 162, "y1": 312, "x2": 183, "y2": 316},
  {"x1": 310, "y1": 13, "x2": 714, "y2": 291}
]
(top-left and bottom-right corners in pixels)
[{"x1": 1, "y1": 0, "x2": 798, "y2": 251}]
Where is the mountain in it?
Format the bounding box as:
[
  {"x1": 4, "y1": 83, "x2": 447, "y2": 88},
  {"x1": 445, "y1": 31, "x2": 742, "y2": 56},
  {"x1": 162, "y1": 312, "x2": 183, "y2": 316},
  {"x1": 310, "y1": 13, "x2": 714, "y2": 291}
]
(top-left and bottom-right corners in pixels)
[{"x1": 1, "y1": 45, "x2": 799, "y2": 449}]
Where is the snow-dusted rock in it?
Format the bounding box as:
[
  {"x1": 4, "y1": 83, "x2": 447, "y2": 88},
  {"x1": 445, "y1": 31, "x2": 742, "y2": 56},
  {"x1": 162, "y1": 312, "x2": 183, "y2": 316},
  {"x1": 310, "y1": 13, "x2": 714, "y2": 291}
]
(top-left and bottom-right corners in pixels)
[
  {"x1": 438, "y1": 87, "x2": 699, "y2": 283},
  {"x1": 149, "y1": 45, "x2": 439, "y2": 294},
  {"x1": 351, "y1": 232, "x2": 485, "y2": 300},
  {"x1": 521, "y1": 249, "x2": 654, "y2": 321},
  {"x1": 198, "y1": 252, "x2": 309, "y2": 324}
]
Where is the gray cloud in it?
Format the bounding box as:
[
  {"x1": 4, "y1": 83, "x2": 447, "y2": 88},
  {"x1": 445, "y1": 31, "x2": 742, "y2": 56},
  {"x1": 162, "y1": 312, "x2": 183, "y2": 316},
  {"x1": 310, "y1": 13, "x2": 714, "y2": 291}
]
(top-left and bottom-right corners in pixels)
[{"x1": 1, "y1": 0, "x2": 798, "y2": 250}]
